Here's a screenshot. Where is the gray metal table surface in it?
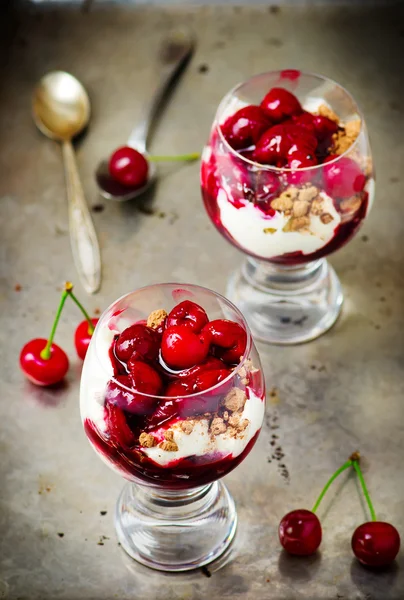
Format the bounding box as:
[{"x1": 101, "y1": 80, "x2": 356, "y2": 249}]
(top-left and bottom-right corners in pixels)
[{"x1": 1, "y1": 3, "x2": 404, "y2": 599}]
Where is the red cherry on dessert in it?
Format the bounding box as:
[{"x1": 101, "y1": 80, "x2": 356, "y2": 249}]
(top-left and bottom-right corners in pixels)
[
  {"x1": 312, "y1": 115, "x2": 338, "y2": 141},
  {"x1": 165, "y1": 379, "x2": 194, "y2": 398},
  {"x1": 162, "y1": 356, "x2": 225, "y2": 380},
  {"x1": 254, "y1": 124, "x2": 317, "y2": 166},
  {"x1": 161, "y1": 325, "x2": 211, "y2": 369},
  {"x1": 74, "y1": 318, "x2": 99, "y2": 360},
  {"x1": 193, "y1": 368, "x2": 231, "y2": 393},
  {"x1": 20, "y1": 338, "x2": 69, "y2": 386},
  {"x1": 115, "y1": 324, "x2": 160, "y2": 363},
  {"x1": 128, "y1": 360, "x2": 163, "y2": 397},
  {"x1": 106, "y1": 374, "x2": 157, "y2": 415},
  {"x1": 221, "y1": 105, "x2": 272, "y2": 150},
  {"x1": 261, "y1": 87, "x2": 302, "y2": 123},
  {"x1": 166, "y1": 300, "x2": 209, "y2": 333},
  {"x1": 105, "y1": 401, "x2": 136, "y2": 447},
  {"x1": 323, "y1": 156, "x2": 366, "y2": 199},
  {"x1": 279, "y1": 509, "x2": 322, "y2": 556},
  {"x1": 108, "y1": 146, "x2": 149, "y2": 189},
  {"x1": 203, "y1": 319, "x2": 247, "y2": 364},
  {"x1": 288, "y1": 151, "x2": 318, "y2": 170},
  {"x1": 352, "y1": 522, "x2": 401, "y2": 568}
]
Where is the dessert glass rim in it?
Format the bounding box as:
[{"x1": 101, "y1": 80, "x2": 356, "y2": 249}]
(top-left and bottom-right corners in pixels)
[
  {"x1": 215, "y1": 69, "x2": 365, "y2": 173},
  {"x1": 92, "y1": 282, "x2": 254, "y2": 400}
]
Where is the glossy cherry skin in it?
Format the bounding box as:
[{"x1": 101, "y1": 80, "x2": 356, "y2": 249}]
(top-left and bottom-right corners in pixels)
[
  {"x1": 203, "y1": 319, "x2": 247, "y2": 364},
  {"x1": 74, "y1": 318, "x2": 99, "y2": 360},
  {"x1": 128, "y1": 360, "x2": 163, "y2": 396},
  {"x1": 160, "y1": 355, "x2": 224, "y2": 380},
  {"x1": 108, "y1": 146, "x2": 149, "y2": 188},
  {"x1": 323, "y1": 156, "x2": 366, "y2": 199},
  {"x1": 115, "y1": 324, "x2": 160, "y2": 363},
  {"x1": 105, "y1": 401, "x2": 136, "y2": 447},
  {"x1": 20, "y1": 338, "x2": 69, "y2": 386},
  {"x1": 221, "y1": 105, "x2": 272, "y2": 150},
  {"x1": 161, "y1": 325, "x2": 211, "y2": 369},
  {"x1": 254, "y1": 124, "x2": 317, "y2": 166},
  {"x1": 261, "y1": 87, "x2": 302, "y2": 123},
  {"x1": 165, "y1": 368, "x2": 230, "y2": 396},
  {"x1": 166, "y1": 300, "x2": 209, "y2": 333},
  {"x1": 292, "y1": 112, "x2": 338, "y2": 142},
  {"x1": 279, "y1": 509, "x2": 322, "y2": 556},
  {"x1": 105, "y1": 374, "x2": 157, "y2": 415},
  {"x1": 352, "y1": 522, "x2": 401, "y2": 568},
  {"x1": 288, "y1": 151, "x2": 318, "y2": 170}
]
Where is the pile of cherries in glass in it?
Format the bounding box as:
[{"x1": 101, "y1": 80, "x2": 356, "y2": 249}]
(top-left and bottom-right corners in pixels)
[
  {"x1": 220, "y1": 87, "x2": 365, "y2": 197},
  {"x1": 107, "y1": 300, "x2": 248, "y2": 423},
  {"x1": 19, "y1": 283, "x2": 98, "y2": 386}
]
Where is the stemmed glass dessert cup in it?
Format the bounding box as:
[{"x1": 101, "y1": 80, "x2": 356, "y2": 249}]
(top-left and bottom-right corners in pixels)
[
  {"x1": 201, "y1": 70, "x2": 375, "y2": 344},
  {"x1": 80, "y1": 283, "x2": 265, "y2": 572}
]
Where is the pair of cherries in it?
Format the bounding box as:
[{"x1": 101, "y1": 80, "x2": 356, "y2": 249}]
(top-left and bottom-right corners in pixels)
[
  {"x1": 279, "y1": 453, "x2": 400, "y2": 569},
  {"x1": 221, "y1": 87, "x2": 365, "y2": 199},
  {"x1": 19, "y1": 283, "x2": 98, "y2": 386}
]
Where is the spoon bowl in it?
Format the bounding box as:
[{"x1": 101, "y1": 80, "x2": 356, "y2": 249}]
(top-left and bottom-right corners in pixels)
[{"x1": 33, "y1": 71, "x2": 90, "y2": 141}]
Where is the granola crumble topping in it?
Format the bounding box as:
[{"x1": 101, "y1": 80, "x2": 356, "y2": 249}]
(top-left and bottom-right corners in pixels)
[
  {"x1": 139, "y1": 432, "x2": 156, "y2": 448},
  {"x1": 147, "y1": 309, "x2": 167, "y2": 329}
]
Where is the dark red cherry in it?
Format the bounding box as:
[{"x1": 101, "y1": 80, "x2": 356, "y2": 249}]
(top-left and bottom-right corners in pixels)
[
  {"x1": 252, "y1": 170, "x2": 282, "y2": 214},
  {"x1": 261, "y1": 87, "x2": 302, "y2": 123},
  {"x1": 312, "y1": 115, "x2": 338, "y2": 141},
  {"x1": 20, "y1": 339, "x2": 69, "y2": 386},
  {"x1": 105, "y1": 374, "x2": 157, "y2": 415},
  {"x1": 221, "y1": 105, "x2": 272, "y2": 150},
  {"x1": 279, "y1": 509, "x2": 322, "y2": 556},
  {"x1": 74, "y1": 318, "x2": 99, "y2": 360},
  {"x1": 146, "y1": 399, "x2": 180, "y2": 429},
  {"x1": 203, "y1": 319, "x2": 247, "y2": 364},
  {"x1": 166, "y1": 300, "x2": 209, "y2": 333},
  {"x1": 115, "y1": 324, "x2": 160, "y2": 363},
  {"x1": 128, "y1": 360, "x2": 163, "y2": 396},
  {"x1": 254, "y1": 124, "x2": 317, "y2": 166},
  {"x1": 323, "y1": 156, "x2": 365, "y2": 199},
  {"x1": 161, "y1": 356, "x2": 225, "y2": 380},
  {"x1": 165, "y1": 379, "x2": 194, "y2": 398},
  {"x1": 288, "y1": 151, "x2": 318, "y2": 170},
  {"x1": 108, "y1": 146, "x2": 149, "y2": 188},
  {"x1": 352, "y1": 522, "x2": 401, "y2": 568},
  {"x1": 161, "y1": 325, "x2": 210, "y2": 369},
  {"x1": 105, "y1": 401, "x2": 136, "y2": 447},
  {"x1": 193, "y1": 368, "x2": 231, "y2": 392}
]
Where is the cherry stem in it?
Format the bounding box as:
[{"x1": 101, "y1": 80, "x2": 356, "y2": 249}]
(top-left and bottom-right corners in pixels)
[
  {"x1": 352, "y1": 459, "x2": 377, "y2": 522},
  {"x1": 66, "y1": 287, "x2": 95, "y2": 335},
  {"x1": 312, "y1": 459, "x2": 353, "y2": 514},
  {"x1": 40, "y1": 285, "x2": 71, "y2": 360},
  {"x1": 148, "y1": 153, "x2": 200, "y2": 162}
]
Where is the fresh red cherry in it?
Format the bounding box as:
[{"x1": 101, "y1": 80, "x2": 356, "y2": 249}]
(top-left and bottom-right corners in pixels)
[
  {"x1": 254, "y1": 124, "x2": 317, "y2": 166},
  {"x1": 352, "y1": 522, "x2": 400, "y2": 568},
  {"x1": 20, "y1": 339, "x2": 69, "y2": 387},
  {"x1": 261, "y1": 87, "x2": 302, "y2": 123},
  {"x1": 115, "y1": 324, "x2": 160, "y2": 363},
  {"x1": 105, "y1": 401, "x2": 136, "y2": 447},
  {"x1": 323, "y1": 156, "x2": 366, "y2": 199},
  {"x1": 75, "y1": 318, "x2": 99, "y2": 360},
  {"x1": 288, "y1": 151, "x2": 318, "y2": 170},
  {"x1": 165, "y1": 379, "x2": 194, "y2": 398},
  {"x1": 279, "y1": 509, "x2": 322, "y2": 556},
  {"x1": 193, "y1": 368, "x2": 231, "y2": 392},
  {"x1": 203, "y1": 319, "x2": 247, "y2": 364},
  {"x1": 161, "y1": 355, "x2": 225, "y2": 380},
  {"x1": 108, "y1": 146, "x2": 149, "y2": 189},
  {"x1": 166, "y1": 300, "x2": 209, "y2": 333},
  {"x1": 292, "y1": 112, "x2": 338, "y2": 142},
  {"x1": 161, "y1": 325, "x2": 211, "y2": 369},
  {"x1": 105, "y1": 374, "x2": 157, "y2": 415},
  {"x1": 128, "y1": 360, "x2": 163, "y2": 397},
  {"x1": 146, "y1": 399, "x2": 180, "y2": 429},
  {"x1": 221, "y1": 105, "x2": 272, "y2": 150}
]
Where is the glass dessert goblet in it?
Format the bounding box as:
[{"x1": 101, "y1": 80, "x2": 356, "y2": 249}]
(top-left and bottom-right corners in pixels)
[
  {"x1": 80, "y1": 283, "x2": 265, "y2": 571},
  {"x1": 201, "y1": 71, "x2": 375, "y2": 344}
]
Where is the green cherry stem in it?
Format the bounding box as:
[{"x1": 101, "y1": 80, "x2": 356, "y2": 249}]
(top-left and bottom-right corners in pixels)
[
  {"x1": 40, "y1": 283, "x2": 71, "y2": 360},
  {"x1": 312, "y1": 458, "x2": 353, "y2": 514},
  {"x1": 148, "y1": 152, "x2": 200, "y2": 162},
  {"x1": 66, "y1": 285, "x2": 95, "y2": 336},
  {"x1": 352, "y1": 459, "x2": 377, "y2": 522}
]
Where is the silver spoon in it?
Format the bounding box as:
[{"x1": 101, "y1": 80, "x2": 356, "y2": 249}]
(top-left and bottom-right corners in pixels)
[
  {"x1": 33, "y1": 71, "x2": 101, "y2": 294},
  {"x1": 95, "y1": 30, "x2": 194, "y2": 202}
]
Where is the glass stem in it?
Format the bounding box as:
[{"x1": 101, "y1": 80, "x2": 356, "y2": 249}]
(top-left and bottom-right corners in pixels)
[
  {"x1": 352, "y1": 459, "x2": 377, "y2": 522},
  {"x1": 40, "y1": 285, "x2": 71, "y2": 360},
  {"x1": 312, "y1": 459, "x2": 353, "y2": 513}
]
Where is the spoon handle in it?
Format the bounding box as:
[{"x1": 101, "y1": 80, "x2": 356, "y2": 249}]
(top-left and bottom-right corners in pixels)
[
  {"x1": 128, "y1": 31, "x2": 195, "y2": 153},
  {"x1": 62, "y1": 140, "x2": 101, "y2": 294}
]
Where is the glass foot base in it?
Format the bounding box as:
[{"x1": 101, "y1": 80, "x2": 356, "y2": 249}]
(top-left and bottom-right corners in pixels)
[
  {"x1": 227, "y1": 258, "x2": 343, "y2": 345},
  {"x1": 115, "y1": 480, "x2": 237, "y2": 572}
]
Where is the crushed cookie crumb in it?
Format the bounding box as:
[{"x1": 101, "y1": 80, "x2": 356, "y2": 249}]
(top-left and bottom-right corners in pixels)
[
  {"x1": 283, "y1": 216, "x2": 310, "y2": 232},
  {"x1": 298, "y1": 186, "x2": 318, "y2": 203},
  {"x1": 271, "y1": 187, "x2": 299, "y2": 212},
  {"x1": 263, "y1": 227, "x2": 277, "y2": 234},
  {"x1": 210, "y1": 417, "x2": 227, "y2": 435},
  {"x1": 238, "y1": 419, "x2": 249, "y2": 431},
  {"x1": 164, "y1": 430, "x2": 174, "y2": 441},
  {"x1": 340, "y1": 195, "x2": 362, "y2": 214},
  {"x1": 228, "y1": 413, "x2": 241, "y2": 427},
  {"x1": 317, "y1": 103, "x2": 339, "y2": 123},
  {"x1": 331, "y1": 119, "x2": 361, "y2": 155},
  {"x1": 362, "y1": 156, "x2": 373, "y2": 177},
  {"x1": 310, "y1": 198, "x2": 324, "y2": 215},
  {"x1": 139, "y1": 432, "x2": 156, "y2": 448},
  {"x1": 147, "y1": 309, "x2": 167, "y2": 330},
  {"x1": 223, "y1": 387, "x2": 247, "y2": 412},
  {"x1": 159, "y1": 440, "x2": 178, "y2": 452},
  {"x1": 223, "y1": 411, "x2": 229, "y2": 421},
  {"x1": 180, "y1": 421, "x2": 194, "y2": 435},
  {"x1": 320, "y1": 213, "x2": 334, "y2": 224},
  {"x1": 292, "y1": 199, "x2": 310, "y2": 217}
]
